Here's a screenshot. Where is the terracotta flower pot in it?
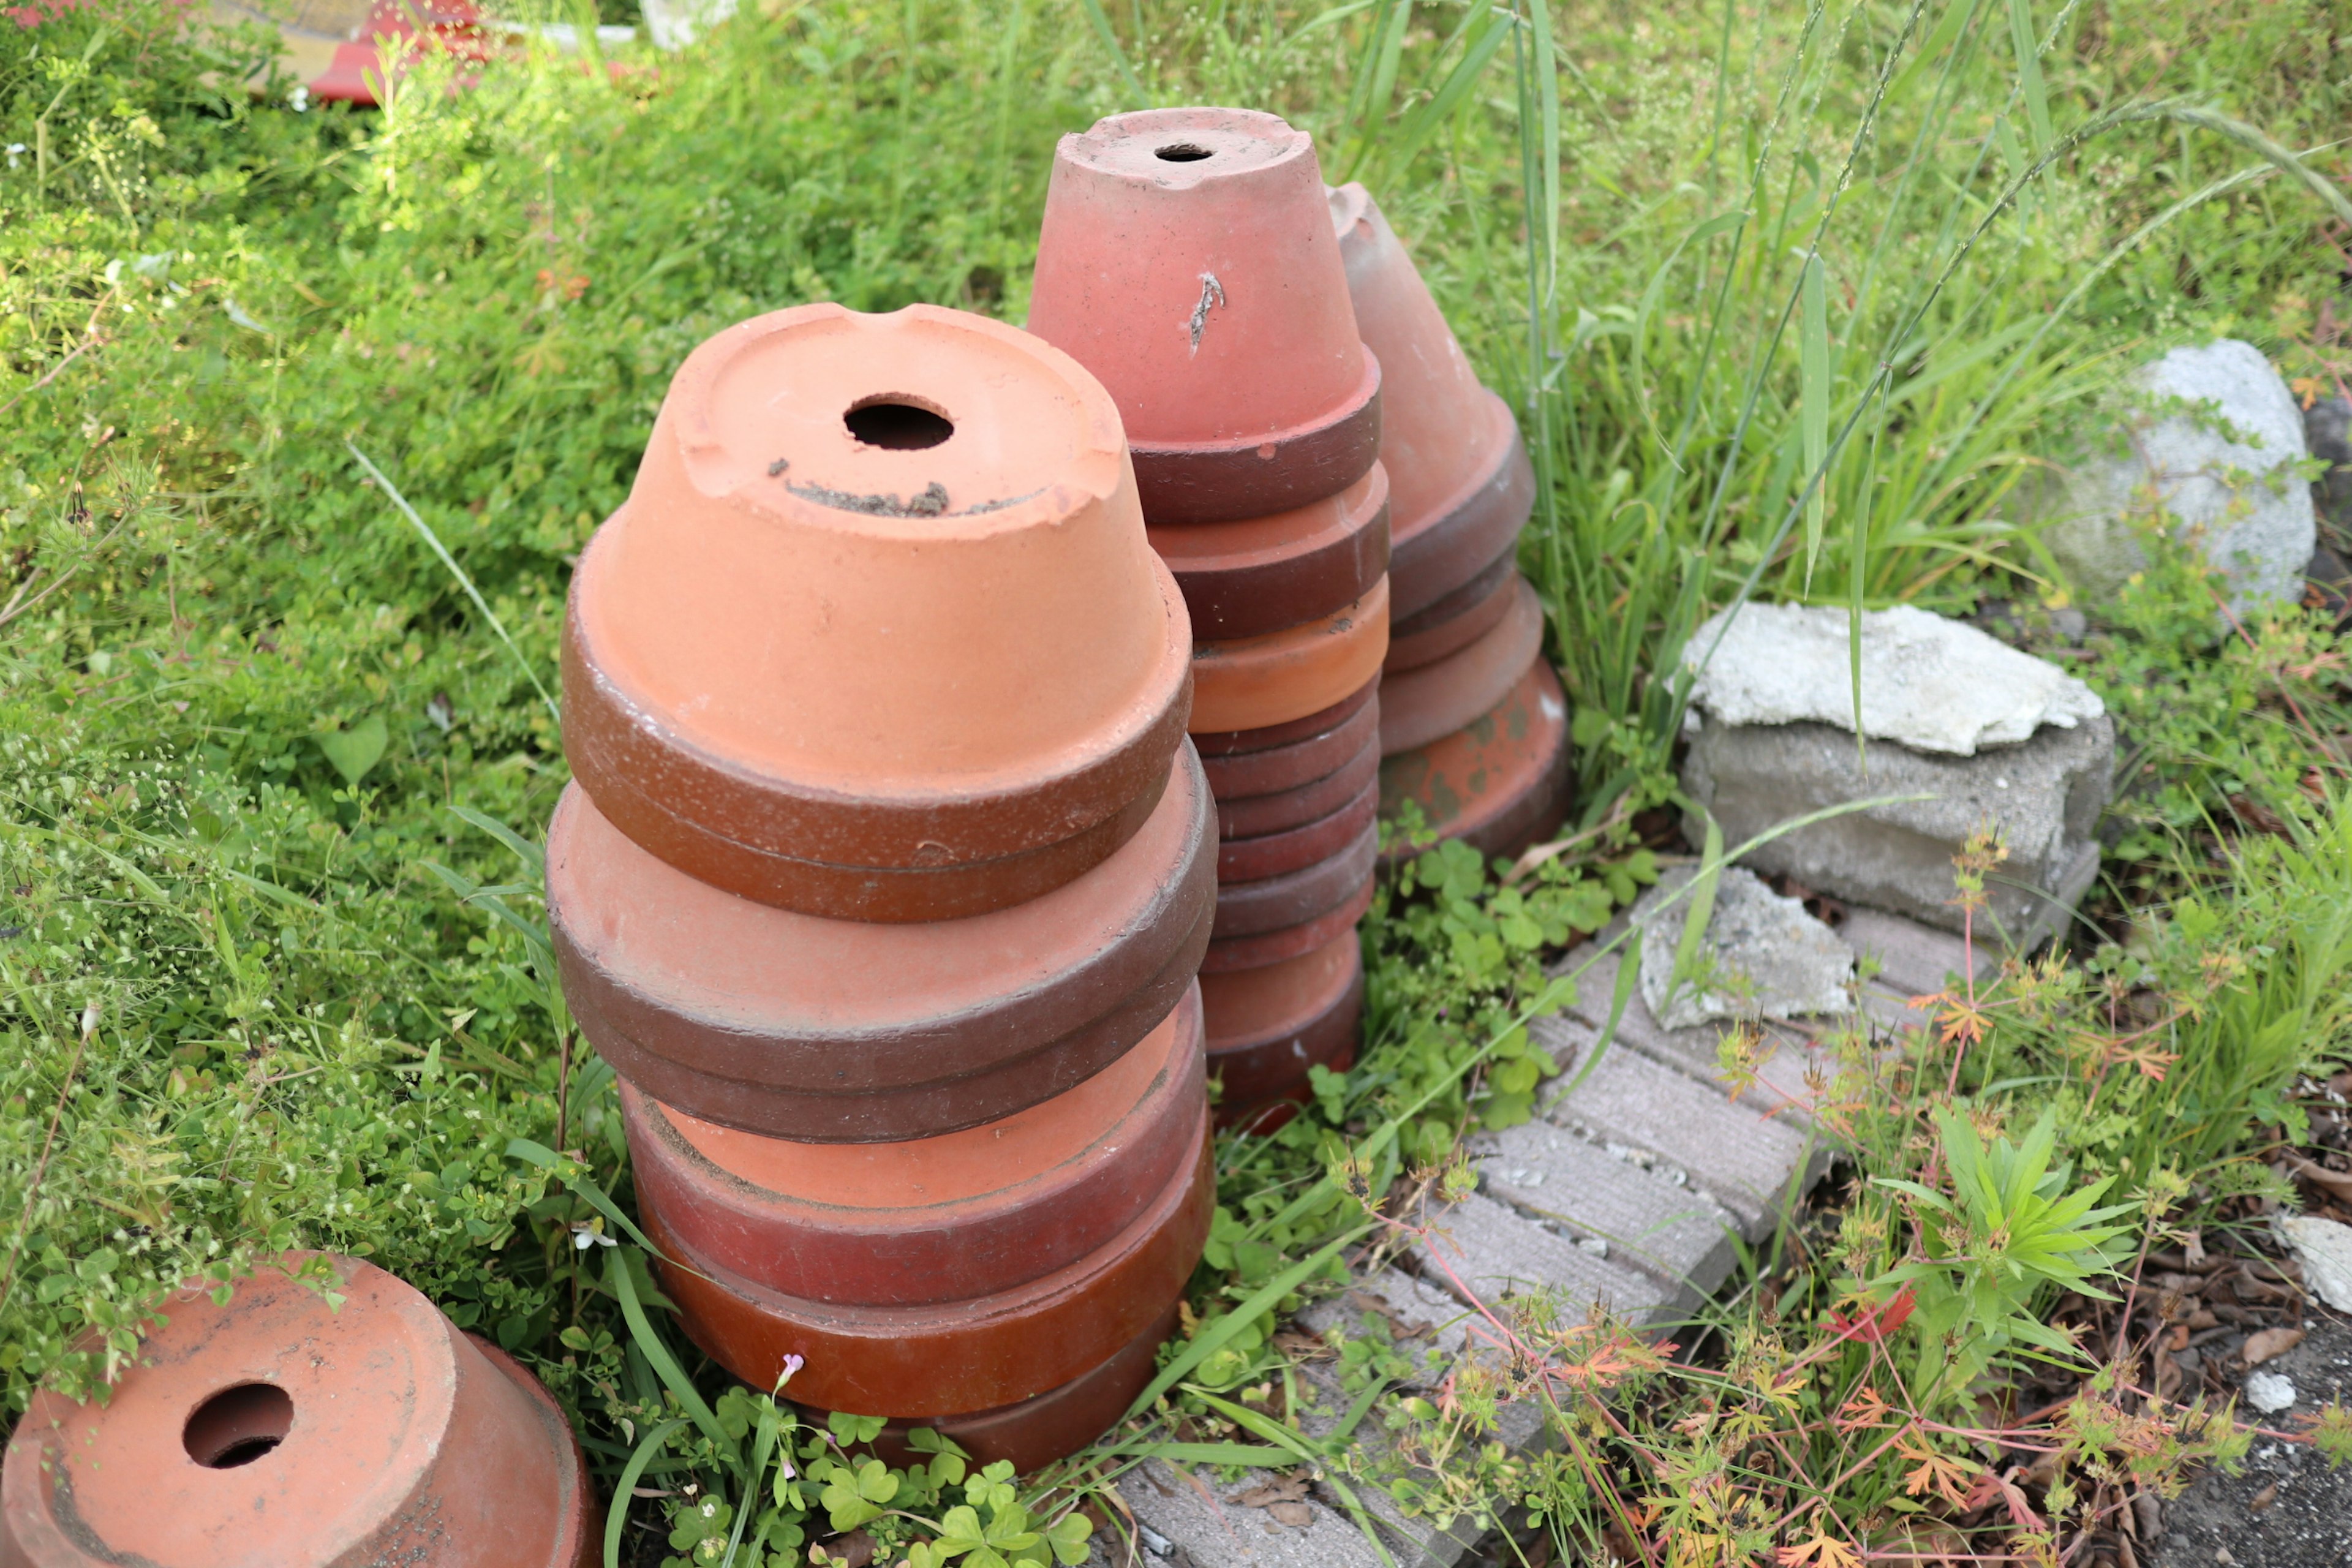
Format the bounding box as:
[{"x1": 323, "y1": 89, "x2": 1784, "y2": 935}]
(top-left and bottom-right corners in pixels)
[
  {"x1": 647, "y1": 1126, "x2": 1212, "y2": 1417},
  {"x1": 847, "y1": 1305, "x2": 1176, "y2": 1474},
  {"x1": 1216, "y1": 733, "x2": 1379, "y2": 842},
  {"x1": 1199, "y1": 876, "x2": 1376, "y2": 973},
  {"x1": 1028, "y1": 109, "x2": 1381, "y2": 524},
  {"x1": 1147, "y1": 464, "x2": 1390, "y2": 641},
  {"x1": 1380, "y1": 657, "x2": 1572, "y2": 864},
  {"x1": 1378, "y1": 575, "x2": 1547, "y2": 756},
  {"x1": 564, "y1": 301, "x2": 1193, "y2": 923},
  {"x1": 1212, "y1": 821, "x2": 1379, "y2": 940},
  {"x1": 1190, "y1": 675, "x2": 1379, "y2": 758},
  {"x1": 549, "y1": 749, "x2": 1214, "y2": 1144},
  {"x1": 624, "y1": 985, "x2": 1203, "y2": 1307},
  {"x1": 1329, "y1": 183, "x2": 1537, "y2": 620},
  {"x1": 1384, "y1": 550, "x2": 1517, "y2": 674},
  {"x1": 1, "y1": 1254, "x2": 594, "y2": 1568},
  {"x1": 1217, "y1": 780, "x2": 1378, "y2": 884},
  {"x1": 1197, "y1": 691, "x2": 1381, "y2": 799},
  {"x1": 1191, "y1": 577, "x2": 1390, "y2": 735},
  {"x1": 1202, "y1": 932, "x2": 1362, "y2": 1129}
]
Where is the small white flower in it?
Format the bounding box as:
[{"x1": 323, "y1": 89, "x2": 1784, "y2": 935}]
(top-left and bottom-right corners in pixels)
[
  {"x1": 4, "y1": 144, "x2": 24, "y2": 170},
  {"x1": 290, "y1": 86, "x2": 310, "y2": 112},
  {"x1": 569, "y1": 1219, "x2": 617, "y2": 1251}
]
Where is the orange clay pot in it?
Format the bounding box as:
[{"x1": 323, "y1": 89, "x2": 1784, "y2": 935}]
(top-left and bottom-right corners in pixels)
[
  {"x1": 1384, "y1": 551, "x2": 1517, "y2": 674},
  {"x1": 1218, "y1": 780, "x2": 1378, "y2": 884},
  {"x1": 1199, "y1": 876, "x2": 1376, "y2": 974},
  {"x1": 1191, "y1": 576, "x2": 1390, "y2": 734},
  {"x1": 1329, "y1": 183, "x2": 1536, "y2": 620},
  {"x1": 1191, "y1": 676, "x2": 1379, "y2": 758},
  {"x1": 549, "y1": 750, "x2": 1213, "y2": 1145},
  {"x1": 850, "y1": 1305, "x2": 1177, "y2": 1474},
  {"x1": 649, "y1": 1126, "x2": 1212, "y2": 1417},
  {"x1": 1202, "y1": 932, "x2": 1362, "y2": 1129},
  {"x1": 1216, "y1": 731, "x2": 1379, "y2": 842},
  {"x1": 1028, "y1": 109, "x2": 1379, "y2": 524},
  {"x1": 564, "y1": 301, "x2": 1191, "y2": 923},
  {"x1": 1198, "y1": 691, "x2": 1380, "y2": 799},
  {"x1": 624, "y1": 986, "x2": 1204, "y2": 1307},
  {"x1": 0, "y1": 1254, "x2": 594, "y2": 1568},
  {"x1": 1378, "y1": 575, "x2": 1546, "y2": 756},
  {"x1": 1147, "y1": 464, "x2": 1390, "y2": 641},
  {"x1": 1381, "y1": 657, "x2": 1572, "y2": 865},
  {"x1": 1212, "y1": 820, "x2": 1379, "y2": 939}
]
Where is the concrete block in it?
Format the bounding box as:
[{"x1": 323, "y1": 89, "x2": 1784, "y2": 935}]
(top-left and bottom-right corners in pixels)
[
  {"x1": 1408, "y1": 1191, "x2": 1673, "y2": 1330},
  {"x1": 1297, "y1": 1268, "x2": 1472, "y2": 1375},
  {"x1": 1550, "y1": 940, "x2": 1817, "y2": 1119},
  {"x1": 1473, "y1": 1120, "x2": 1743, "y2": 1307},
  {"x1": 1630, "y1": 866, "x2": 1853, "y2": 1030},
  {"x1": 1104, "y1": 1462, "x2": 1389, "y2": 1568},
  {"x1": 1834, "y1": 905, "x2": 1995, "y2": 999}
]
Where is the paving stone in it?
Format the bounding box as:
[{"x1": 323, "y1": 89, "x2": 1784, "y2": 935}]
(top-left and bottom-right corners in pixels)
[
  {"x1": 1289, "y1": 1364, "x2": 1498, "y2": 1568},
  {"x1": 1550, "y1": 938, "x2": 1817, "y2": 1117},
  {"x1": 1409, "y1": 1191, "x2": 1675, "y2": 1329},
  {"x1": 1834, "y1": 905, "x2": 1996, "y2": 999},
  {"x1": 1298, "y1": 1267, "x2": 1472, "y2": 1371},
  {"x1": 1102, "y1": 1461, "x2": 1389, "y2": 1568},
  {"x1": 1472, "y1": 1120, "x2": 1742, "y2": 1308},
  {"x1": 1630, "y1": 866, "x2": 1853, "y2": 1030}
]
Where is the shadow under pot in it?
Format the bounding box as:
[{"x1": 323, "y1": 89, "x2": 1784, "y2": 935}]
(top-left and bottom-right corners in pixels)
[
  {"x1": 1148, "y1": 464, "x2": 1390, "y2": 641},
  {"x1": 549, "y1": 748, "x2": 1215, "y2": 1144},
  {"x1": 0, "y1": 1254, "x2": 595, "y2": 1568},
  {"x1": 1029, "y1": 108, "x2": 1381, "y2": 524},
  {"x1": 624, "y1": 985, "x2": 1205, "y2": 1308},
  {"x1": 1190, "y1": 576, "x2": 1391, "y2": 736},
  {"x1": 1378, "y1": 575, "x2": 1546, "y2": 756},
  {"x1": 563, "y1": 301, "x2": 1193, "y2": 924},
  {"x1": 646, "y1": 1117, "x2": 1213, "y2": 1418},
  {"x1": 1202, "y1": 930, "x2": 1363, "y2": 1133},
  {"x1": 1380, "y1": 656, "x2": 1573, "y2": 866}
]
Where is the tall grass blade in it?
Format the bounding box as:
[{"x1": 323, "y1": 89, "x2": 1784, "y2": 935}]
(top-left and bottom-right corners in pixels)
[
  {"x1": 1522, "y1": 0, "x2": 1561, "y2": 304},
  {"x1": 1075, "y1": 0, "x2": 1147, "y2": 105},
  {"x1": 606, "y1": 1418, "x2": 690, "y2": 1568},
  {"x1": 1800, "y1": 250, "x2": 1831, "y2": 589},
  {"x1": 2006, "y1": 0, "x2": 2052, "y2": 153}
]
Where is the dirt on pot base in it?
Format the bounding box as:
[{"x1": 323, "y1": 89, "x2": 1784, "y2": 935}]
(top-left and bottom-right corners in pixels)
[{"x1": 2152, "y1": 1316, "x2": 2352, "y2": 1568}]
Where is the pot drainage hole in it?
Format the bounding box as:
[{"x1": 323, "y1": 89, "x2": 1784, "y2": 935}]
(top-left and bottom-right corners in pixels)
[
  {"x1": 184, "y1": 1381, "x2": 293, "y2": 1469},
  {"x1": 845, "y1": 398, "x2": 953, "y2": 451},
  {"x1": 1155, "y1": 143, "x2": 1212, "y2": 162}
]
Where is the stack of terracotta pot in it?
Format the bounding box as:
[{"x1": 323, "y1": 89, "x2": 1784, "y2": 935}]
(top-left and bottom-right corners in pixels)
[
  {"x1": 1, "y1": 1253, "x2": 597, "y2": 1567},
  {"x1": 1028, "y1": 110, "x2": 1388, "y2": 1134},
  {"x1": 1329, "y1": 183, "x2": 1574, "y2": 862},
  {"x1": 548, "y1": 303, "x2": 1215, "y2": 1470}
]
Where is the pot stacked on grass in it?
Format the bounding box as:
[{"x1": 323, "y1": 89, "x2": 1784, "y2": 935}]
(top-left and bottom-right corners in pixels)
[
  {"x1": 1028, "y1": 109, "x2": 1385, "y2": 1134},
  {"x1": 551, "y1": 302, "x2": 1213, "y2": 1470},
  {"x1": 1329, "y1": 183, "x2": 1572, "y2": 864},
  {"x1": 1, "y1": 1253, "x2": 598, "y2": 1567}
]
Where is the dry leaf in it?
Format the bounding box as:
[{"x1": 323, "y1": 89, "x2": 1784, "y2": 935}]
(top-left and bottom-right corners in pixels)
[
  {"x1": 1267, "y1": 1503, "x2": 1314, "y2": 1528},
  {"x1": 1229, "y1": 1476, "x2": 1309, "y2": 1509},
  {"x1": 2249, "y1": 1481, "x2": 2278, "y2": 1513},
  {"x1": 2184, "y1": 1229, "x2": 2207, "y2": 1267},
  {"x1": 2243, "y1": 1327, "x2": 2305, "y2": 1366}
]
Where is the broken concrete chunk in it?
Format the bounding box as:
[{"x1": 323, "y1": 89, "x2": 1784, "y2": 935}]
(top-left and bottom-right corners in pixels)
[
  {"x1": 2273, "y1": 1213, "x2": 2352, "y2": 1313},
  {"x1": 1473, "y1": 1120, "x2": 1742, "y2": 1306},
  {"x1": 1631, "y1": 865, "x2": 1854, "y2": 1029},
  {"x1": 1681, "y1": 603, "x2": 2105, "y2": 756}
]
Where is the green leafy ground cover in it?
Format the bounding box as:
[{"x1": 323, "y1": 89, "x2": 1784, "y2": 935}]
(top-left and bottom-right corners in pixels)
[{"x1": 5, "y1": 1, "x2": 2352, "y2": 1563}]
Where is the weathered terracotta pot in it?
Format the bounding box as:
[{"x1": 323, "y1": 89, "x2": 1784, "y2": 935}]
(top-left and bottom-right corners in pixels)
[
  {"x1": 549, "y1": 748, "x2": 1214, "y2": 1144},
  {"x1": 647, "y1": 1128, "x2": 1211, "y2": 1417},
  {"x1": 1148, "y1": 465, "x2": 1390, "y2": 641},
  {"x1": 1218, "y1": 781, "x2": 1378, "y2": 884},
  {"x1": 848, "y1": 1305, "x2": 1176, "y2": 1474},
  {"x1": 1190, "y1": 676, "x2": 1379, "y2": 758},
  {"x1": 1198, "y1": 690, "x2": 1381, "y2": 799},
  {"x1": 1378, "y1": 576, "x2": 1546, "y2": 756},
  {"x1": 624, "y1": 986, "x2": 1203, "y2": 1307},
  {"x1": 1191, "y1": 578, "x2": 1390, "y2": 734},
  {"x1": 1212, "y1": 821, "x2": 1379, "y2": 939},
  {"x1": 1384, "y1": 551, "x2": 1517, "y2": 674},
  {"x1": 1028, "y1": 109, "x2": 1381, "y2": 524},
  {"x1": 0, "y1": 1254, "x2": 594, "y2": 1568},
  {"x1": 1217, "y1": 733, "x2": 1379, "y2": 841},
  {"x1": 1380, "y1": 657, "x2": 1572, "y2": 864},
  {"x1": 1202, "y1": 932, "x2": 1362, "y2": 1129},
  {"x1": 1328, "y1": 183, "x2": 1537, "y2": 621},
  {"x1": 564, "y1": 302, "x2": 1192, "y2": 923},
  {"x1": 1199, "y1": 876, "x2": 1376, "y2": 973}
]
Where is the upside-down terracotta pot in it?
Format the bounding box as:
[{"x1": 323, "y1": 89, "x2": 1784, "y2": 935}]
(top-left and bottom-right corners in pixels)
[
  {"x1": 1328, "y1": 183, "x2": 1537, "y2": 621},
  {"x1": 1380, "y1": 656, "x2": 1572, "y2": 864},
  {"x1": 564, "y1": 302, "x2": 1192, "y2": 923},
  {"x1": 647, "y1": 1125, "x2": 1212, "y2": 1417},
  {"x1": 848, "y1": 1305, "x2": 1177, "y2": 1474},
  {"x1": 1191, "y1": 577, "x2": 1390, "y2": 734},
  {"x1": 549, "y1": 750, "x2": 1214, "y2": 1144},
  {"x1": 1378, "y1": 575, "x2": 1547, "y2": 756},
  {"x1": 1212, "y1": 821, "x2": 1379, "y2": 939},
  {"x1": 624, "y1": 986, "x2": 1204, "y2": 1306},
  {"x1": 1197, "y1": 693, "x2": 1381, "y2": 799},
  {"x1": 1217, "y1": 733, "x2": 1379, "y2": 841},
  {"x1": 1384, "y1": 551, "x2": 1517, "y2": 674},
  {"x1": 1200, "y1": 875, "x2": 1376, "y2": 974},
  {"x1": 1217, "y1": 780, "x2": 1378, "y2": 883},
  {"x1": 1191, "y1": 676, "x2": 1379, "y2": 758},
  {"x1": 0, "y1": 1254, "x2": 595, "y2": 1568},
  {"x1": 1147, "y1": 465, "x2": 1390, "y2": 641},
  {"x1": 1028, "y1": 109, "x2": 1381, "y2": 524},
  {"x1": 1202, "y1": 932, "x2": 1363, "y2": 1132}
]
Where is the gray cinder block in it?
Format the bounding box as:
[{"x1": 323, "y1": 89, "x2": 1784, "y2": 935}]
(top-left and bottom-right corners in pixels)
[{"x1": 1474, "y1": 1120, "x2": 1743, "y2": 1307}]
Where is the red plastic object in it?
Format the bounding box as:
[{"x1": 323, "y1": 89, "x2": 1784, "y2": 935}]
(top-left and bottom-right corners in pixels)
[
  {"x1": 564, "y1": 303, "x2": 1193, "y2": 922},
  {"x1": 1202, "y1": 932, "x2": 1362, "y2": 1129},
  {"x1": 1384, "y1": 551, "x2": 1517, "y2": 674},
  {"x1": 1212, "y1": 821, "x2": 1379, "y2": 939},
  {"x1": 1147, "y1": 465, "x2": 1390, "y2": 640},
  {"x1": 1191, "y1": 577, "x2": 1390, "y2": 734},
  {"x1": 549, "y1": 748, "x2": 1214, "y2": 1144},
  {"x1": 307, "y1": 1, "x2": 488, "y2": 107},
  {"x1": 0, "y1": 1254, "x2": 594, "y2": 1568},
  {"x1": 1190, "y1": 676, "x2": 1379, "y2": 758},
  {"x1": 1329, "y1": 183, "x2": 1536, "y2": 620},
  {"x1": 1200, "y1": 875, "x2": 1376, "y2": 973},
  {"x1": 648, "y1": 1127, "x2": 1213, "y2": 1417},
  {"x1": 1029, "y1": 109, "x2": 1380, "y2": 525},
  {"x1": 1380, "y1": 655, "x2": 1572, "y2": 864},
  {"x1": 1217, "y1": 732, "x2": 1379, "y2": 841},
  {"x1": 624, "y1": 986, "x2": 1204, "y2": 1306},
  {"x1": 1378, "y1": 575, "x2": 1546, "y2": 756},
  {"x1": 1198, "y1": 692, "x2": 1380, "y2": 799},
  {"x1": 1217, "y1": 780, "x2": 1378, "y2": 884}
]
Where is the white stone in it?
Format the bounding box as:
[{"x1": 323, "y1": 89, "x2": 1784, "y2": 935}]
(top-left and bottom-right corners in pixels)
[
  {"x1": 1630, "y1": 867, "x2": 1854, "y2": 1029},
  {"x1": 2244, "y1": 1370, "x2": 2297, "y2": 1414},
  {"x1": 2043, "y1": 339, "x2": 2316, "y2": 615},
  {"x1": 1681, "y1": 603, "x2": 2105, "y2": 756},
  {"x1": 639, "y1": 0, "x2": 738, "y2": 49},
  {"x1": 2273, "y1": 1214, "x2": 2352, "y2": 1312}
]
